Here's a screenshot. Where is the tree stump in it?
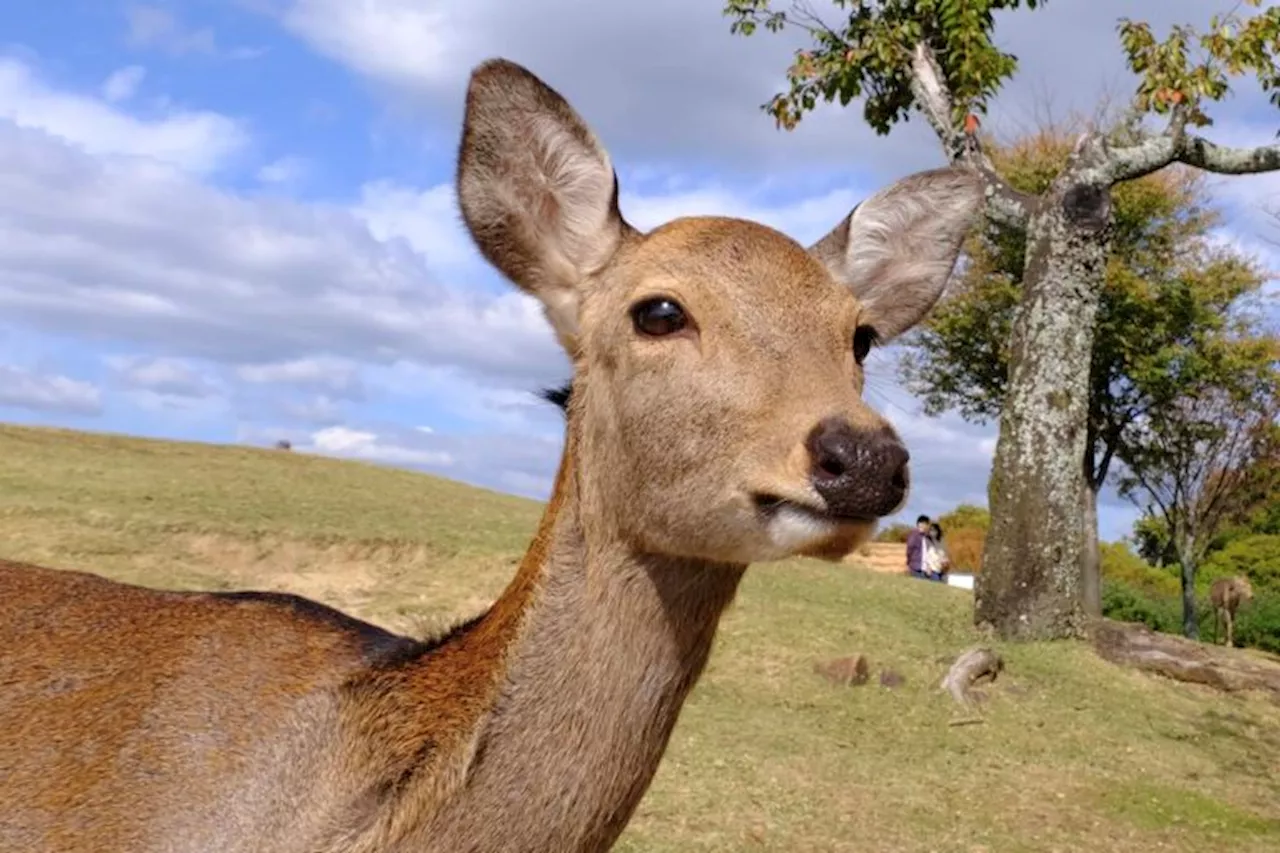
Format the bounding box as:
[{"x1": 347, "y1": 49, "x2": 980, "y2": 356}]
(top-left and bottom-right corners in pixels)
[{"x1": 940, "y1": 646, "x2": 1004, "y2": 708}]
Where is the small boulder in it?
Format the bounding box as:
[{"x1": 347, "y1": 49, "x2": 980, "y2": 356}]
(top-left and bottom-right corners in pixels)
[
  {"x1": 814, "y1": 654, "x2": 870, "y2": 686},
  {"x1": 878, "y1": 669, "x2": 905, "y2": 689}
]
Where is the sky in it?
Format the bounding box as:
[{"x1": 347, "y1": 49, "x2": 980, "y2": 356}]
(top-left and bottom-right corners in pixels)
[{"x1": 1, "y1": 0, "x2": 1277, "y2": 544}]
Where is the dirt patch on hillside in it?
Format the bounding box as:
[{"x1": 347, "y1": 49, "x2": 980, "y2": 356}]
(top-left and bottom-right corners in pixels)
[
  {"x1": 844, "y1": 542, "x2": 907, "y2": 574},
  {"x1": 125, "y1": 532, "x2": 515, "y2": 636}
]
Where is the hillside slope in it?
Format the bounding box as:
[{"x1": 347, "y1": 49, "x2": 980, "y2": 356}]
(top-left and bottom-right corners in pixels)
[{"x1": 2, "y1": 422, "x2": 1278, "y2": 852}]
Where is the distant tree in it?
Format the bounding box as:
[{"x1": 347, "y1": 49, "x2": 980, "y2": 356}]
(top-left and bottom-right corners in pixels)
[
  {"x1": 1131, "y1": 514, "x2": 1177, "y2": 568},
  {"x1": 1201, "y1": 534, "x2": 1280, "y2": 595},
  {"x1": 725, "y1": 0, "x2": 1280, "y2": 641},
  {"x1": 1213, "y1": 421, "x2": 1280, "y2": 541},
  {"x1": 875, "y1": 522, "x2": 914, "y2": 542},
  {"x1": 1116, "y1": 379, "x2": 1280, "y2": 638},
  {"x1": 935, "y1": 503, "x2": 990, "y2": 571},
  {"x1": 937, "y1": 503, "x2": 991, "y2": 532},
  {"x1": 1131, "y1": 419, "x2": 1279, "y2": 564}
]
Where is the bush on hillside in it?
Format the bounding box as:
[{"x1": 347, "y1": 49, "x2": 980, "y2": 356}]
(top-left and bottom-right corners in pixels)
[
  {"x1": 1100, "y1": 541, "x2": 1179, "y2": 598},
  {"x1": 1102, "y1": 576, "x2": 1280, "y2": 653},
  {"x1": 1102, "y1": 579, "x2": 1182, "y2": 634},
  {"x1": 1199, "y1": 534, "x2": 1280, "y2": 594},
  {"x1": 875, "y1": 523, "x2": 913, "y2": 543},
  {"x1": 939, "y1": 503, "x2": 991, "y2": 533},
  {"x1": 1231, "y1": 593, "x2": 1280, "y2": 653},
  {"x1": 944, "y1": 526, "x2": 985, "y2": 572}
]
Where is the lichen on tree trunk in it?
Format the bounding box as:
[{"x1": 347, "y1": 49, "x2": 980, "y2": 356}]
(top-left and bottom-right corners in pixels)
[{"x1": 976, "y1": 176, "x2": 1111, "y2": 641}]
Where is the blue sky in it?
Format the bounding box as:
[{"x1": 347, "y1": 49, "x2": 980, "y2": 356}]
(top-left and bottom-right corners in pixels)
[{"x1": 1, "y1": 0, "x2": 1276, "y2": 543}]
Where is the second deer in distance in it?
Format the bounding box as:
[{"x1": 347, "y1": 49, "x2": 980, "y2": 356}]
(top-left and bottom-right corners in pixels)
[
  {"x1": 0, "y1": 58, "x2": 984, "y2": 852},
  {"x1": 1210, "y1": 575, "x2": 1254, "y2": 647}
]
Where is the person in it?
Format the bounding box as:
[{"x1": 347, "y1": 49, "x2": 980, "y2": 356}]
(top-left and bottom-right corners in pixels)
[
  {"x1": 904, "y1": 514, "x2": 931, "y2": 579},
  {"x1": 922, "y1": 522, "x2": 952, "y2": 582}
]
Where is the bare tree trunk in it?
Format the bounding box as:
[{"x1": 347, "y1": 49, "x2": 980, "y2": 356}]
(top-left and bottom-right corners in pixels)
[
  {"x1": 1178, "y1": 537, "x2": 1200, "y2": 640},
  {"x1": 1081, "y1": 483, "x2": 1102, "y2": 618},
  {"x1": 975, "y1": 169, "x2": 1111, "y2": 641}
]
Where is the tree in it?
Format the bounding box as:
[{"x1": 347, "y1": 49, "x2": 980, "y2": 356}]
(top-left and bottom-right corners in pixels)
[
  {"x1": 897, "y1": 130, "x2": 1271, "y2": 621},
  {"x1": 1116, "y1": 378, "x2": 1280, "y2": 638},
  {"x1": 1131, "y1": 415, "x2": 1280, "y2": 564},
  {"x1": 938, "y1": 503, "x2": 991, "y2": 532},
  {"x1": 1131, "y1": 514, "x2": 1177, "y2": 568},
  {"x1": 725, "y1": 0, "x2": 1280, "y2": 640}
]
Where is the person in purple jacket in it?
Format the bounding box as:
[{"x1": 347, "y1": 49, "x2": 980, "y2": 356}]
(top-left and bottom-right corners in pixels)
[{"x1": 905, "y1": 514, "x2": 931, "y2": 579}]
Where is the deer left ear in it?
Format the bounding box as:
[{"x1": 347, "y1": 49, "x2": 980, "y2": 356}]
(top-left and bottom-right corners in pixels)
[{"x1": 810, "y1": 167, "x2": 984, "y2": 341}]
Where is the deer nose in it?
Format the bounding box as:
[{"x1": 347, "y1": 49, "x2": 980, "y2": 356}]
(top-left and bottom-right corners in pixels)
[{"x1": 805, "y1": 418, "x2": 910, "y2": 519}]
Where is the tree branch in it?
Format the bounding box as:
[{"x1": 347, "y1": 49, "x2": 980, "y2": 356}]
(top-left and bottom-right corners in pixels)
[
  {"x1": 1107, "y1": 128, "x2": 1280, "y2": 184},
  {"x1": 1094, "y1": 435, "x2": 1119, "y2": 491},
  {"x1": 909, "y1": 43, "x2": 1034, "y2": 231}
]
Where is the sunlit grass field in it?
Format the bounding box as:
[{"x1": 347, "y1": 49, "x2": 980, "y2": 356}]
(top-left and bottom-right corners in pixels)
[{"x1": 3, "y1": 422, "x2": 1278, "y2": 852}]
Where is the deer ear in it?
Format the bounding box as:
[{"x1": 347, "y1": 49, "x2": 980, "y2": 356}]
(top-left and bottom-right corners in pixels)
[
  {"x1": 810, "y1": 167, "x2": 984, "y2": 341},
  {"x1": 456, "y1": 58, "x2": 634, "y2": 355}
]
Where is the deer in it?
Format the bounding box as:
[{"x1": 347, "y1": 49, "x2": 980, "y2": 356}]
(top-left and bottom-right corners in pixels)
[
  {"x1": 1210, "y1": 574, "x2": 1253, "y2": 647},
  {"x1": 0, "y1": 58, "x2": 983, "y2": 852}
]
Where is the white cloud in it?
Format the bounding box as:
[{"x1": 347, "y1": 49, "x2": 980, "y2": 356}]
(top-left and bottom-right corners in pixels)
[
  {"x1": 107, "y1": 354, "x2": 218, "y2": 398},
  {"x1": 127, "y1": 5, "x2": 217, "y2": 55},
  {"x1": 124, "y1": 4, "x2": 264, "y2": 60},
  {"x1": 239, "y1": 418, "x2": 564, "y2": 499},
  {"x1": 102, "y1": 66, "x2": 146, "y2": 103},
  {"x1": 0, "y1": 58, "x2": 246, "y2": 174},
  {"x1": 621, "y1": 183, "x2": 862, "y2": 246},
  {"x1": 257, "y1": 156, "x2": 308, "y2": 186},
  {"x1": 0, "y1": 119, "x2": 564, "y2": 388},
  {"x1": 279, "y1": 395, "x2": 344, "y2": 425},
  {"x1": 354, "y1": 181, "x2": 475, "y2": 273},
  {"x1": 235, "y1": 356, "x2": 365, "y2": 398},
  {"x1": 0, "y1": 364, "x2": 101, "y2": 415},
  {"x1": 305, "y1": 424, "x2": 455, "y2": 467},
  {"x1": 278, "y1": 0, "x2": 467, "y2": 90}
]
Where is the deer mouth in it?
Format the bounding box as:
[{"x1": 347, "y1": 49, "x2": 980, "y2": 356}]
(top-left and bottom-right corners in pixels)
[{"x1": 751, "y1": 494, "x2": 875, "y2": 525}]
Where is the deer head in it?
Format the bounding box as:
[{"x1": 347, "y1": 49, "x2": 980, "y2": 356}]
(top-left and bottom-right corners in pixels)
[{"x1": 457, "y1": 59, "x2": 982, "y2": 566}]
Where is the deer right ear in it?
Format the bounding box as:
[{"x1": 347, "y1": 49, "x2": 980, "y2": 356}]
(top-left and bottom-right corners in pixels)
[
  {"x1": 456, "y1": 59, "x2": 633, "y2": 355},
  {"x1": 809, "y1": 167, "x2": 983, "y2": 342}
]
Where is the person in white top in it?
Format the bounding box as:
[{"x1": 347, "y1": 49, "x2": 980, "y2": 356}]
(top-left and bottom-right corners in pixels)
[{"x1": 922, "y1": 522, "x2": 952, "y2": 582}]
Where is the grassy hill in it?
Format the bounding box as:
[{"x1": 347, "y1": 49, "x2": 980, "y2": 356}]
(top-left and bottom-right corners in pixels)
[{"x1": 3, "y1": 422, "x2": 1279, "y2": 852}]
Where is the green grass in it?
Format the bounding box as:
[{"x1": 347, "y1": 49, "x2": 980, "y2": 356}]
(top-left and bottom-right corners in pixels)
[{"x1": 4, "y1": 422, "x2": 1280, "y2": 852}]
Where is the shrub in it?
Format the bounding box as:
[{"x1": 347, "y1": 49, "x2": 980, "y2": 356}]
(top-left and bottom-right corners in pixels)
[
  {"x1": 1102, "y1": 580, "x2": 1181, "y2": 634},
  {"x1": 1199, "y1": 534, "x2": 1280, "y2": 594},
  {"x1": 1230, "y1": 591, "x2": 1280, "y2": 654},
  {"x1": 875, "y1": 523, "x2": 912, "y2": 543},
  {"x1": 944, "y1": 526, "x2": 985, "y2": 572},
  {"x1": 938, "y1": 503, "x2": 991, "y2": 533},
  {"x1": 1103, "y1": 574, "x2": 1280, "y2": 654},
  {"x1": 1100, "y1": 541, "x2": 1179, "y2": 598}
]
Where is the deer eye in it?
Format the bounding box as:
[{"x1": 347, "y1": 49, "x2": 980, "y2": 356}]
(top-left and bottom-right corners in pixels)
[
  {"x1": 631, "y1": 298, "x2": 688, "y2": 337},
  {"x1": 853, "y1": 325, "x2": 879, "y2": 365}
]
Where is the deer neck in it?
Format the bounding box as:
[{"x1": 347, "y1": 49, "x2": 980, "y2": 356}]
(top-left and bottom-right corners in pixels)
[{"x1": 365, "y1": 429, "x2": 745, "y2": 851}]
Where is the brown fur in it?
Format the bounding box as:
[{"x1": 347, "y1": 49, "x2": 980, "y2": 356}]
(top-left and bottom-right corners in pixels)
[
  {"x1": 0, "y1": 58, "x2": 983, "y2": 851},
  {"x1": 1210, "y1": 575, "x2": 1254, "y2": 647}
]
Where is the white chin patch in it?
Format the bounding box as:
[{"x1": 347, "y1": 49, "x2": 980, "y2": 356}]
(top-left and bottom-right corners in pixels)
[{"x1": 765, "y1": 504, "x2": 839, "y2": 553}]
